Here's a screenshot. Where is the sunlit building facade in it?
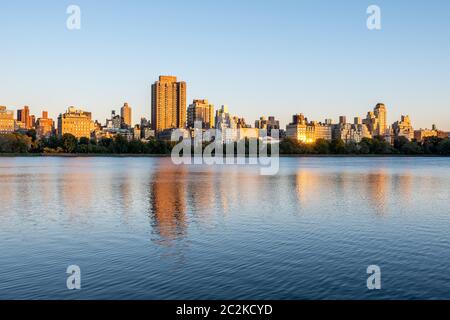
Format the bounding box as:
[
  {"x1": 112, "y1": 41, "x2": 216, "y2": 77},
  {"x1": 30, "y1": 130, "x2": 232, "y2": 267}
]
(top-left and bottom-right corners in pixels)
[
  {"x1": 121, "y1": 102, "x2": 132, "y2": 128},
  {"x1": 151, "y1": 76, "x2": 186, "y2": 132},
  {"x1": 187, "y1": 99, "x2": 215, "y2": 129},
  {"x1": 36, "y1": 111, "x2": 54, "y2": 138},
  {"x1": 286, "y1": 114, "x2": 332, "y2": 143},
  {"x1": 0, "y1": 106, "x2": 15, "y2": 133},
  {"x1": 57, "y1": 107, "x2": 95, "y2": 139},
  {"x1": 392, "y1": 115, "x2": 414, "y2": 141}
]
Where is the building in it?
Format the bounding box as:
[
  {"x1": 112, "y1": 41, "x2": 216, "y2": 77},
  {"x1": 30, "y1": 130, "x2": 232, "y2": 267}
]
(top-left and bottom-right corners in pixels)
[
  {"x1": 311, "y1": 122, "x2": 333, "y2": 141},
  {"x1": 151, "y1": 76, "x2": 186, "y2": 132},
  {"x1": 414, "y1": 125, "x2": 449, "y2": 142},
  {"x1": 392, "y1": 115, "x2": 414, "y2": 141},
  {"x1": 187, "y1": 99, "x2": 215, "y2": 129},
  {"x1": 121, "y1": 103, "x2": 132, "y2": 128},
  {"x1": 0, "y1": 106, "x2": 15, "y2": 133},
  {"x1": 36, "y1": 111, "x2": 54, "y2": 138},
  {"x1": 57, "y1": 107, "x2": 95, "y2": 139},
  {"x1": 17, "y1": 106, "x2": 33, "y2": 129},
  {"x1": 286, "y1": 114, "x2": 331, "y2": 143},
  {"x1": 215, "y1": 105, "x2": 237, "y2": 130},
  {"x1": 332, "y1": 120, "x2": 372, "y2": 143},
  {"x1": 106, "y1": 110, "x2": 122, "y2": 130},
  {"x1": 255, "y1": 116, "x2": 280, "y2": 136},
  {"x1": 363, "y1": 103, "x2": 388, "y2": 138}
]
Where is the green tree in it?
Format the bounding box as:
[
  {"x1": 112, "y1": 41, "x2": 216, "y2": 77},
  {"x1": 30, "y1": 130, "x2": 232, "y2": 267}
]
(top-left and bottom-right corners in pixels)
[
  {"x1": 330, "y1": 138, "x2": 347, "y2": 154},
  {"x1": 313, "y1": 139, "x2": 330, "y2": 154},
  {"x1": 437, "y1": 138, "x2": 450, "y2": 155},
  {"x1": 62, "y1": 133, "x2": 78, "y2": 153},
  {"x1": 79, "y1": 137, "x2": 90, "y2": 145}
]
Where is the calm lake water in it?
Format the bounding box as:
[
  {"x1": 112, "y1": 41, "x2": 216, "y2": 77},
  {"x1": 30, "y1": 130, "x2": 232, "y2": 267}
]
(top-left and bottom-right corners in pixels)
[{"x1": 0, "y1": 157, "x2": 449, "y2": 300}]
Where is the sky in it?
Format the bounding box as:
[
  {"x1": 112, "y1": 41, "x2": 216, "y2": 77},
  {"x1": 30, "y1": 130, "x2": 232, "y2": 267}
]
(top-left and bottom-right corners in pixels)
[{"x1": 1, "y1": 0, "x2": 449, "y2": 129}]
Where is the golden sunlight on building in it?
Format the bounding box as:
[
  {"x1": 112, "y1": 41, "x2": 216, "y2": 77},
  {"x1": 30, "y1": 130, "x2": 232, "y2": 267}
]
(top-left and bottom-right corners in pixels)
[
  {"x1": 151, "y1": 76, "x2": 186, "y2": 133},
  {"x1": 286, "y1": 114, "x2": 331, "y2": 143},
  {"x1": 57, "y1": 107, "x2": 95, "y2": 139},
  {"x1": 0, "y1": 106, "x2": 15, "y2": 134}
]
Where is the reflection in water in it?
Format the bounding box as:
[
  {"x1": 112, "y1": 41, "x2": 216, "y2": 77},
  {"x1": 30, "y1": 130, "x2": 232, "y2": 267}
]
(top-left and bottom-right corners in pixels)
[
  {"x1": 148, "y1": 163, "x2": 187, "y2": 243},
  {"x1": 1, "y1": 157, "x2": 450, "y2": 300},
  {"x1": 365, "y1": 170, "x2": 389, "y2": 216}
]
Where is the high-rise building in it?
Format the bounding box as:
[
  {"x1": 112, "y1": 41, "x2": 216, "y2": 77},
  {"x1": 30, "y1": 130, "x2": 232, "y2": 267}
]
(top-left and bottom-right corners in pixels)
[
  {"x1": 151, "y1": 76, "x2": 186, "y2": 132},
  {"x1": 0, "y1": 106, "x2": 15, "y2": 133},
  {"x1": 57, "y1": 107, "x2": 94, "y2": 139},
  {"x1": 374, "y1": 103, "x2": 387, "y2": 136},
  {"x1": 339, "y1": 116, "x2": 347, "y2": 125},
  {"x1": 392, "y1": 115, "x2": 414, "y2": 141},
  {"x1": 17, "y1": 106, "x2": 32, "y2": 129},
  {"x1": 121, "y1": 103, "x2": 132, "y2": 128},
  {"x1": 187, "y1": 99, "x2": 215, "y2": 129},
  {"x1": 363, "y1": 103, "x2": 388, "y2": 138},
  {"x1": 36, "y1": 111, "x2": 54, "y2": 138}
]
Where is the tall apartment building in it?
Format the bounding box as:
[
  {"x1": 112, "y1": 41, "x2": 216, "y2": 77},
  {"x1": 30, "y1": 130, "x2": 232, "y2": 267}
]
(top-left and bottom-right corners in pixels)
[
  {"x1": 57, "y1": 107, "x2": 94, "y2": 139},
  {"x1": 374, "y1": 103, "x2": 387, "y2": 136},
  {"x1": 364, "y1": 103, "x2": 387, "y2": 138},
  {"x1": 121, "y1": 102, "x2": 132, "y2": 128},
  {"x1": 151, "y1": 76, "x2": 186, "y2": 132},
  {"x1": 0, "y1": 106, "x2": 15, "y2": 133},
  {"x1": 17, "y1": 106, "x2": 32, "y2": 129},
  {"x1": 36, "y1": 111, "x2": 54, "y2": 138},
  {"x1": 187, "y1": 99, "x2": 215, "y2": 129},
  {"x1": 392, "y1": 115, "x2": 414, "y2": 141}
]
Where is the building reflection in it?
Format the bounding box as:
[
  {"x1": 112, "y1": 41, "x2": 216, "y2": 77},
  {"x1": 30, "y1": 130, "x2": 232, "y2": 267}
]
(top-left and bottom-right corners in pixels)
[
  {"x1": 148, "y1": 162, "x2": 188, "y2": 243},
  {"x1": 364, "y1": 170, "x2": 389, "y2": 216}
]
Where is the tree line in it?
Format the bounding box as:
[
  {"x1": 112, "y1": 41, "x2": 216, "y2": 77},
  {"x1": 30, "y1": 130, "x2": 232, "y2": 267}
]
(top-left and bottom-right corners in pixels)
[{"x1": 0, "y1": 131, "x2": 449, "y2": 155}]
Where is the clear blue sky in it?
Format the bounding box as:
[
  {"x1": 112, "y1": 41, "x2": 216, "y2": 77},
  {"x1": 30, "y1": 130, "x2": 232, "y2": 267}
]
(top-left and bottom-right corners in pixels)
[{"x1": 1, "y1": 0, "x2": 449, "y2": 129}]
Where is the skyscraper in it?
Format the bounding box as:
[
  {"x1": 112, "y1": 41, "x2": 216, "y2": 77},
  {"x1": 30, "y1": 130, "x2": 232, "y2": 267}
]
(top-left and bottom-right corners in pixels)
[
  {"x1": 374, "y1": 103, "x2": 387, "y2": 136},
  {"x1": 187, "y1": 99, "x2": 215, "y2": 129},
  {"x1": 17, "y1": 106, "x2": 32, "y2": 129},
  {"x1": 121, "y1": 103, "x2": 132, "y2": 128},
  {"x1": 151, "y1": 76, "x2": 186, "y2": 132},
  {"x1": 364, "y1": 103, "x2": 388, "y2": 138}
]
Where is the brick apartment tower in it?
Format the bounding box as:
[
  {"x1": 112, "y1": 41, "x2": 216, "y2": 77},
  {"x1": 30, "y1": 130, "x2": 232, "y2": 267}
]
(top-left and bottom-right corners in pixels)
[{"x1": 151, "y1": 76, "x2": 186, "y2": 132}]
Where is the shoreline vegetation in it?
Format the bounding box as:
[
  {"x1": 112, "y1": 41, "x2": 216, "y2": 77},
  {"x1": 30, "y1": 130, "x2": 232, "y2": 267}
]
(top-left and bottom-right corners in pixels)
[{"x1": 0, "y1": 131, "x2": 449, "y2": 157}]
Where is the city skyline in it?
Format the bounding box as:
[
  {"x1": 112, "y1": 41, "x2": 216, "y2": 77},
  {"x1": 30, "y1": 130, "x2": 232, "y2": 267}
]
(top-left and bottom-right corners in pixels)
[
  {"x1": 1, "y1": 1, "x2": 450, "y2": 129},
  {"x1": 1, "y1": 75, "x2": 448, "y2": 135}
]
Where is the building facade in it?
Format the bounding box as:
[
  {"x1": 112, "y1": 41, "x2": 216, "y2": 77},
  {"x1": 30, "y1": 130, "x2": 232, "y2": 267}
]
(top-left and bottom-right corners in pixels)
[
  {"x1": 392, "y1": 115, "x2": 414, "y2": 141},
  {"x1": 187, "y1": 99, "x2": 215, "y2": 129},
  {"x1": 57, "y1": 107, "x2": 94, "y2": 139},
  {"x1": 364, "y1": 103, "x2": 387, "y2": 138},
  {"x1": 121, "y1": 103, "x2": 132, "y2": 128},
  {"x1": 36, "y1": 111, "x2": 54, "y2": 138},
  {"x1": 17, "y1": 106, "x2": 32, "y2": 129},
  {"x1": 332, "y1": 122, "x2": 372, "y2": 143},
  {"x1": 151, "y1": 76, "x2": 186, "y2": 132},
  {"x1": 286, "y1": 114, "x2": 332, "y2": 143},
  {"x1": 0, "y1": 106, "x2": 15, "y2": 133},
  {"x1": 255, "y1": 116, "x2": 280, "y2": 136}
]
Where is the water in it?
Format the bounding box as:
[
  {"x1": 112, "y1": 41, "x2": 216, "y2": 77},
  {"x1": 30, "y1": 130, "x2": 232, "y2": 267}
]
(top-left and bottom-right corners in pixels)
[{"x1": 0, "y1": 157, "x2": 449, "y2": 300}]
